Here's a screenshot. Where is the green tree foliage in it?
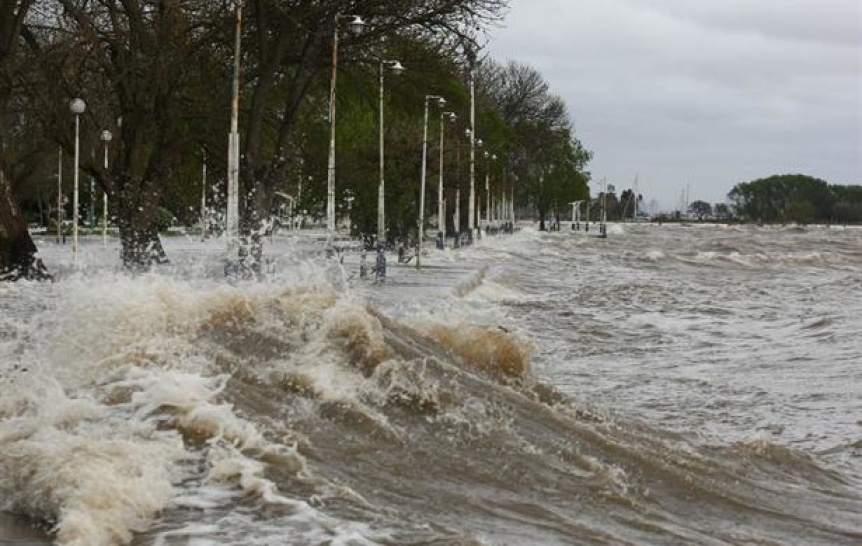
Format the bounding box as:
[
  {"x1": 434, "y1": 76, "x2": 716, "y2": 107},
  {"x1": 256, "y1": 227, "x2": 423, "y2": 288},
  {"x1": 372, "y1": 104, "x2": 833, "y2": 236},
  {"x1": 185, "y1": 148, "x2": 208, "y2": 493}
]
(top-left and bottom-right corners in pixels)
[
  {"x1": 617, "y1": 189, "x2": 644, "y2": 220},
  {"x1": 17, "y1": 0, "x2": 217, "y2": 269},
  {"x1": 217, "y1": 0, "x2": 508, "y2": 249},
  {"x1": 727, "y1": 174, "x2": 862, "y2": 224},
  {"x1": 689, "y1": 200, "x2": 712, "y2": 221},
  {"x1": 831, "y1": 185, "x2": 862, "y2": 224},
  {"x1": 481, "y1": 60, "x2": 591, "y2": 230},
  {"x1": 714, "y1": 203, "x2": 731, "y2": 220},
  {"x1": 1, "y1": 0, "x2": 599, "y2": 276},
  {"x1": 331, "y1": 33, "x2": 472, "y2": 243}
]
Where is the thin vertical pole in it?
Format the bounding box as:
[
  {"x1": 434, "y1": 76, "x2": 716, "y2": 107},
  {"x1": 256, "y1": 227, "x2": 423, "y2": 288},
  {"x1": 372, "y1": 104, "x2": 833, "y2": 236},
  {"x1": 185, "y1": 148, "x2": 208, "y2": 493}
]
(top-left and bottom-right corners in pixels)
[
  {"x1": 455, "y1": 187, "x2": 460, "y2": 243},
  {"x1": 468, "y1": 61, "x2": 475, "y2": 237},
  {"x1": 226, "y1": 4, "x2": 242, "y2": 251},
  {"x1": 201, "y1": 149, "x2": 208, "y2": 240},
  {"x1": 326, "y1": 19, "x2": 340, "y2": 233},
  {"x1": 72, "y1": 114, "x2": 80, "y2": 260},
  {"x1": 57, "y1": 147, "x2": 62, "y2": 244},
  {"x1": 102, "y1": 141, "x2": 109, "y2": 245},
  {"x1": 485, "y1": 167, "x2": 490, "y2": 228},
  {"x1": 377, "y1": 62, "x2": 385, "y2": 242},
  {"x1": 417, "y1": 98, "x2": 430, "y2": 268},
  {"x1": 438, "y1": 113, "x2": 445, "y2": 242}
]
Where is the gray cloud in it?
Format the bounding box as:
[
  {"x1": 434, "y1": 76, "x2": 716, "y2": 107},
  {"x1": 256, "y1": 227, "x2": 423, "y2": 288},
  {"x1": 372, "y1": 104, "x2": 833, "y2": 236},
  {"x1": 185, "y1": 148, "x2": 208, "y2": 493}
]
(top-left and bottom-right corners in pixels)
[
  {"x1": 487, "y1": 0, "x2": 861, "y2": 209},
  {"x1": 629, "y1": 0, "x2": 862, "y2": 48}
]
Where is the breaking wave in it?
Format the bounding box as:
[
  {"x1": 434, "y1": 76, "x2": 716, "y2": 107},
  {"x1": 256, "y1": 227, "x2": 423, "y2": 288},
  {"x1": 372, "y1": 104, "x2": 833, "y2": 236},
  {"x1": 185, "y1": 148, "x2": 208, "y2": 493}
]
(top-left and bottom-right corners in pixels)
[{"x1": 2, "y1": 225, "x2": 861, "y2": 545}]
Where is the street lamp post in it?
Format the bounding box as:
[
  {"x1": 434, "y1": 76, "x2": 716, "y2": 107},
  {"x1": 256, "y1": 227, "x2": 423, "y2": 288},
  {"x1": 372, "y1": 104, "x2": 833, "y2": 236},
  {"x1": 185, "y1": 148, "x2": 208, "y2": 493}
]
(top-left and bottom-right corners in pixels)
[
  {"x1": 56, "y1": 147, "x2": 62, "y2": 244},
  {"x1": 200, "y1": 148, "x2": 208, "y2": 240},
  {"x1": 511, "y1": 173, "x2": 517, "y2": 226},
  {"x1": 482, "y1": 150, "x2": 488, "y2": 230},
  {"x1": 437, "y1": 111, "x2": 456, "y2": 243},
  {"x1": 417, "y1": 95, "x2": 445, "y2": 268},
  {"x1": 483, "y1": 151, "x2": 496, "y2": 230},
  {"x1": 326, "y1": 13, "x2": 366, "y2": 233},
  {"x1": 69, "y1": 98, "x2": 86, "y2": 260},
  {"x1": 454, "y1": 186, "x2": 460, "y2": 245},
  {"x1": 467, "y1": 59, "x2": 476, "y2": 241},
  {"x1": 472, "y1": 137, "x2": 482, "y2": 236},
  {"x1": 100, "y1": 129, "x2": 112, "y2": 245},
  {"x1": 377, "y1": 59, "x2": 404, "y2": 244},
  {"x1": 600, "y1": 178, "x2": 608, "y2": 238},
  {"x1": 226, "y1": 0, "x2": 242, "y2": 252}
]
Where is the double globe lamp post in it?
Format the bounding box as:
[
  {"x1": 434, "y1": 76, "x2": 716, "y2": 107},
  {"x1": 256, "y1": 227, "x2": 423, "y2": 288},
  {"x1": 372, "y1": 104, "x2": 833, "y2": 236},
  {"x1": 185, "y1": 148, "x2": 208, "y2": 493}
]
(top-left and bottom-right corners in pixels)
[
  {"x1": 437, "y1": 110, "x2": 456, "y2": 243},
  {"x1": 378, "y1": 59, "x2": 405, "y2": 244},
  {"x1": 326, "y1": 13, "x2": 366, "y2": 233},
  {"x1": 417, "y1": 95, "x2": 446, "y2": 268}
]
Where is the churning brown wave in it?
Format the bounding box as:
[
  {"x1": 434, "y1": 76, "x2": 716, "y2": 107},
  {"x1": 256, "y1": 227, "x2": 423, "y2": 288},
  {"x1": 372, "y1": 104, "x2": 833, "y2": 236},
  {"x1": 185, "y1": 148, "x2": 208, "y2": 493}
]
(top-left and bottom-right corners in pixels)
[
  {"x1": 5, "y1": 282, "x2": 861, "y2": 545},
  {"x1": 143, "y1": 286, "x2": 862, "y2": 545}
]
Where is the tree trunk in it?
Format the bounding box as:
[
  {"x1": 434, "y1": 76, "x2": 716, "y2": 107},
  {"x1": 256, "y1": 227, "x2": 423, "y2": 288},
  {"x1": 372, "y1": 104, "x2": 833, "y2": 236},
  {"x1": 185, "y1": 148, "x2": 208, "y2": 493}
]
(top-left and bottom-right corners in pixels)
[
  {"x1": 118, "y1": 225, "x2": 168, "y2": 271},
  {"x1": 0, "y1": 169, "x2": 50, "y2": 281},
  {"x1": 115, "y1": 173, "x2": 169, "y2": 270},
  {"x1": 0, "y1": 1, "x2": 45, "y2": 281}
]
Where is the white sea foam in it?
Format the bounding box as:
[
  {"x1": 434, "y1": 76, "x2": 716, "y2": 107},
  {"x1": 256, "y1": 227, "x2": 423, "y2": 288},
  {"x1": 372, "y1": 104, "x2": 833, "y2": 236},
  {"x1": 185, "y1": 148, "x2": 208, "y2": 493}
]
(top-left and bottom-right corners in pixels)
[
  {"x1": 3, "y1": 225, "x2": 860, "y2": 544},
  {"x1": 0, "y1": 382, "x2": 188, "y2": 545},
  {"x1": 466, "y1": 279, "x2": 524, "y2": 303},
  {"x1": 0, "y1": 263, "x2": 340, "y2": 544},
  {"x1": 642, "y1": 250, "x2": 667, "y2": 262}
]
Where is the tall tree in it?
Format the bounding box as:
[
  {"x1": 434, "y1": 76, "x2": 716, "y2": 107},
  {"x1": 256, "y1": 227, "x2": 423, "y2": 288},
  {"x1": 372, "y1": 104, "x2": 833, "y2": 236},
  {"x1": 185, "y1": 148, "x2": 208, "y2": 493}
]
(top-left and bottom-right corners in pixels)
[
  {"x1": 46, "y1": 0, "x2": 215, "y2": 268},
  {"x1": 481, "y1": 61, "x2": 590, "y2": 229},
  {"x1": 235, "y1": 0, "x2": 508, "y2": 243},
  {"x1": 689, "y1": 200, "x2": 712, "y2": 221},
  {"x1": 5, "y1": 1, "x2": 250, "y2": 272},
  {"x1": 0, "y1": 0, "x2": 49, "y2": 281}
]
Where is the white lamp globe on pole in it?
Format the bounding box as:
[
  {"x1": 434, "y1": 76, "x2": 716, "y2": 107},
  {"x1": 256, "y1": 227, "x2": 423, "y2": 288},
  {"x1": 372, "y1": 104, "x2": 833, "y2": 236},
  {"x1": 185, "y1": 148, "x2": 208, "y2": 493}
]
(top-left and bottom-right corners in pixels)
[
  {"x1": 347, "y1": 15, "x2": 366, "y2": 35},
  {"x1": 438, "y1": 111, "x2": 456, "y2": 244},
  {"x1": 69, "y1": 98, "x2": 86, "y2": 261},
  {"x1": 326, "y1": 13, "x2": 366, "y2": 235},
  {"x1": 100, "y1": 129, "x2": 112, "y2": 245},
  {"x1": 417, "y1": 95, "x2": 445, "y2": 268},
  {"x1": 377, "y1": 59, "x2": 404, "y2": 244}
]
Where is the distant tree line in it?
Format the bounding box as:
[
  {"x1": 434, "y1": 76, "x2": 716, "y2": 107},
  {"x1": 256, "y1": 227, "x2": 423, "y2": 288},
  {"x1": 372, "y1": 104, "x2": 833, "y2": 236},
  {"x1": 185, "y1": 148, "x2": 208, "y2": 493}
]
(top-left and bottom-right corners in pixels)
[
  {"x1": 650, "y1": 174, "x2": 860, "y2": 225},
  {"x1": 728, "y1": 174, "x2": 862, "y2": 225},
  {"x1": 0, "y1": 0, "x2": 591, "y2": 280}
]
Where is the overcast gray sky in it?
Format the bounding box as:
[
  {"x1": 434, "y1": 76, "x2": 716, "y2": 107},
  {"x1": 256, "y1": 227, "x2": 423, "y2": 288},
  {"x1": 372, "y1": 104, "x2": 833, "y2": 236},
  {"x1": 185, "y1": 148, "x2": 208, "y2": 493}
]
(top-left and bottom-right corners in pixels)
[{"x1": 487, "y1": 0, "x2": 862, "y2": 211}]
